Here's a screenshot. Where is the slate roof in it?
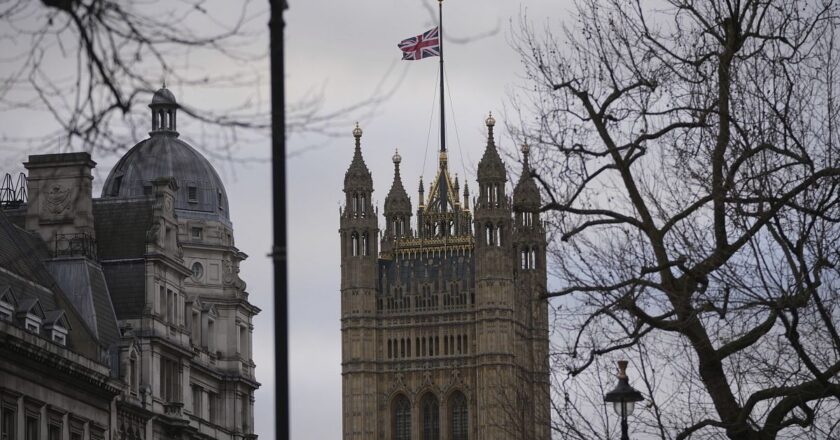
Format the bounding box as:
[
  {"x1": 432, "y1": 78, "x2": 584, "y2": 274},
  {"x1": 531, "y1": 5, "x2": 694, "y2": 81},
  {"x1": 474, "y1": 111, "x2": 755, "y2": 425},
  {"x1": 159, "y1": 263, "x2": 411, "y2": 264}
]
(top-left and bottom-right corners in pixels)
[
  {"x1": 101, "y1": 261, "x2": 146, "y2": 319},
  {"x1": 93, "y1": 198, "x2": 155, "y2": 260},
  {"x1": 45, "y1": 258, "x2": 120, "y2": 348},
  {"x1": 0, "y1": 209, "x2": 101, "y2": 357}
]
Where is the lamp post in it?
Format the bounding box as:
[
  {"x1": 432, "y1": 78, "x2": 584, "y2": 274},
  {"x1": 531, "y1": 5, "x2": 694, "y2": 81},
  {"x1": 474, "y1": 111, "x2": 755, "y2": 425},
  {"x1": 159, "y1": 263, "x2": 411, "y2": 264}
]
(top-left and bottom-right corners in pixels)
[{"x1": 604, "y1": 360, "x2": 644, "y2": 440}]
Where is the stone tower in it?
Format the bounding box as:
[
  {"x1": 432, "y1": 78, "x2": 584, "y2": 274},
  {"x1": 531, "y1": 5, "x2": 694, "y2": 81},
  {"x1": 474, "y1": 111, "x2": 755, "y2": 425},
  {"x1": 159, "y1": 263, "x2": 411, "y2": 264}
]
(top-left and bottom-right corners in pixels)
[
  {"x1": 339, "y1": 115, "x2": 549, "y2": 440},
  {"x1": 340, "y1": 123, "x2": 380, "y2": 439}
]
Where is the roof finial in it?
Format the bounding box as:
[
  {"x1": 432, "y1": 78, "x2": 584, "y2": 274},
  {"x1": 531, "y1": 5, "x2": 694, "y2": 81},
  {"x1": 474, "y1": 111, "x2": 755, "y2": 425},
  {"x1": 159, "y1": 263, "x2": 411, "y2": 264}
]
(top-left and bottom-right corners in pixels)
[
  {"x1": 392, "y1": 148, "x2": 402, "y2": 165},
  {"x1": 353, "y1": 122, "x2": 363, "y2": 150},
  {"x1": 485, "y1": 111, "x2": 496, "y2": 143}
]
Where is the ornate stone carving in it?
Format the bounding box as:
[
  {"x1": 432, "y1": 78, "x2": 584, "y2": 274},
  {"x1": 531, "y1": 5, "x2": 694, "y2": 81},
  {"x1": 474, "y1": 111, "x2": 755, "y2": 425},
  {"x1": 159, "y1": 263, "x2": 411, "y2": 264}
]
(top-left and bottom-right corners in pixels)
[{"x1": 42, "y1": 183, "x2": 74, "y2": 216}]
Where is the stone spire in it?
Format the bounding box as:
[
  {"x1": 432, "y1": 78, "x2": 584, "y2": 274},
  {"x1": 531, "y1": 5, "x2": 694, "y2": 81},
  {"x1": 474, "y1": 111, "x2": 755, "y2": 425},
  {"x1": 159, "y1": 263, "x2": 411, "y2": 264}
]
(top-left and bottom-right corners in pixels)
[
  {"x1": 513, "y1": 143, "x2": 540, "y2": 212},
  {"x1": 384, "y1": 149, "x2": 412, "y2": 216},
  {"x1": 476, "y1": 112, "x2": 506, "y2": 183},
  {"x1": 343, "y1": 122, "x2": 373, "y2": 192}
]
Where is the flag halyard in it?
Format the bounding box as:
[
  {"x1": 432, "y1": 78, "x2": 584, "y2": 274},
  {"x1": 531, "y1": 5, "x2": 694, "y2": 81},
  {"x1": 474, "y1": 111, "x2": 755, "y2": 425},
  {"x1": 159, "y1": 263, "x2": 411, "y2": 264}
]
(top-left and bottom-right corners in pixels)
[{"x1": 398, "y1": 27, "x2": 440, "y2": 60}]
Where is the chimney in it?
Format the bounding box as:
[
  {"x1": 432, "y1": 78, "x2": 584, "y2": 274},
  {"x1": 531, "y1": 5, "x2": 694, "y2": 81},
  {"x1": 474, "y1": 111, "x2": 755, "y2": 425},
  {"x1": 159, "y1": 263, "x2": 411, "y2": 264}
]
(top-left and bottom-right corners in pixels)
[{"x1": 24, "y1": 153, "x2": 97, "y2": 250}]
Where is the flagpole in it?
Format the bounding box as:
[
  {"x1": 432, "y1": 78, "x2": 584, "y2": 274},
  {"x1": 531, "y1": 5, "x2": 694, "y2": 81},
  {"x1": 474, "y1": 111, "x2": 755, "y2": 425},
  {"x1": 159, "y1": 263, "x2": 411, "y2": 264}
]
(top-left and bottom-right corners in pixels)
[{"x1": 438, "y1": 0, "x2": 446, "y2": 154}]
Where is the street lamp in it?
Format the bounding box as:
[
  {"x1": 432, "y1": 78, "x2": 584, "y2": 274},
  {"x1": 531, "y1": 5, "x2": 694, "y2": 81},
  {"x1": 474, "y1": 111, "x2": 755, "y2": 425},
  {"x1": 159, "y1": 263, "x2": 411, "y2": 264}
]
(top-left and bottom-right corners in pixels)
[{"x1": 604, "y1": 360, "x2": 644, "y2": 440}]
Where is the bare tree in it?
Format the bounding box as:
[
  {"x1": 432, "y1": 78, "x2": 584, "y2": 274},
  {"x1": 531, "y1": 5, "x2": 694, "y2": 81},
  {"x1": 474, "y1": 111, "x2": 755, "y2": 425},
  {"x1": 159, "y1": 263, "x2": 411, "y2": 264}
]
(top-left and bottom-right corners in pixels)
[{"x1": 510, "y1": 0, "x2": 840, "y2": 438}]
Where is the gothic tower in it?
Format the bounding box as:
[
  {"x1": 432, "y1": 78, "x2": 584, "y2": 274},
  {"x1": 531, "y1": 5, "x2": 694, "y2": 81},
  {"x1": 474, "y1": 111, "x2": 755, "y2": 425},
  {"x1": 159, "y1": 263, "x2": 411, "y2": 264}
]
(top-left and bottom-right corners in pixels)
[
  {"x1": 511, "y1": 144, "x2": 550, "y2": 440},
  {"x1": 339, "y1": 115, "x2": 549, "y2": 440},
  {"x1": 340, "y1": 124, "x2": 380, "y2": 439}
]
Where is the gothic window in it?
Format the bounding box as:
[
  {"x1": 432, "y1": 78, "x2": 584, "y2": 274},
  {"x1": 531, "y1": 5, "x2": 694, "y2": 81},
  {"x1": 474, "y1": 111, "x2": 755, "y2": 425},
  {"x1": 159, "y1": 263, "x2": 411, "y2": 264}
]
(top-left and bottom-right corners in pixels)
[
  {"x1": 393, "y1": 394, "x2": 411, "y2": 440},
  {"x1": 421, "y1": 394, "x2": 440, "y2": 440},
  {"x1": 352, "y1": 194, "x2": 359, "y2": 217},
  {"x1": 485, "y1": 224, "x2": 493, "y2": 246},
  {"x1": 457, "y1": 335, "x2": 462, "y2": 354},
  {"x1": 450, "y1": 391, "x2": 468, "y2": 440},
  {"x1": 496, "y1": 225, "x2": 503, "y2": 246},
  {"x1": 444, "y1": 335, "x2": 449, "y2": 355},
  {"x1": 531, "y1": 247, "x2": 538, "y2": 269},
  {"x1": 388, "y1": 340, "x2": 392, "y2": 359},
  {"x1": 362, "y1": 233, "x2": 369, "y2": 256},
  {"x1": 361, "y1": 194, "x2": 367, "y2": 217},
  {"x1": 407, "y1": 338, "x2": 411, "y2": 357},
  {"x1": 416, "y1": 337, "x2": 420, "y2": 357},
  {"x1": 351, "y1": 233, "x2": 360, "y2": 257},
  {"x1": 400, "y1": 339, "x2": 406, "y2": 358}
]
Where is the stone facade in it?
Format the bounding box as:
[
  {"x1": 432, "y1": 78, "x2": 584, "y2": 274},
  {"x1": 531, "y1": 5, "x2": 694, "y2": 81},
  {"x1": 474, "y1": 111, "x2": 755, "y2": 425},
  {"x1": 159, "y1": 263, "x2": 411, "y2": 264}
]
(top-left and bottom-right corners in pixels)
[
  {"x1": 340, "y1": 116, "x2": 550, "y2": 440},
  {"x1": 0, "y1": 87, "x2": 259, "y2": 440}
]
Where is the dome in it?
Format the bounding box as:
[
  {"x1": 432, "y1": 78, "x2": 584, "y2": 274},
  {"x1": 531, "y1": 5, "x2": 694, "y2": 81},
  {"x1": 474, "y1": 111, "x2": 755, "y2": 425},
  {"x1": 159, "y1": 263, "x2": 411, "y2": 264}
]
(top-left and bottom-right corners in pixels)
[
  {"x1": 151, "y1": 87, "x2": 177, "y2": 106},
  {"x1": 101, "y1": 133, "x2": 230, "y2": 223}
]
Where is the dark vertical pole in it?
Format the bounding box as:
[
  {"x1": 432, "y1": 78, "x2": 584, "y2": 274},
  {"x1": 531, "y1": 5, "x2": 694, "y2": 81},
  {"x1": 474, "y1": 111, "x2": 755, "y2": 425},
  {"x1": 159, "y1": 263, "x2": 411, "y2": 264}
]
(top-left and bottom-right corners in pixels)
[
  {"x1": 438, "y1": 0, "x2": 445, "y2": 154},
  {"x1": 269, "y1": 1, "x2": 289, "y2": 440},
  {"x1": 621, "y1": 403, "x2": 629, "y2": 440}
]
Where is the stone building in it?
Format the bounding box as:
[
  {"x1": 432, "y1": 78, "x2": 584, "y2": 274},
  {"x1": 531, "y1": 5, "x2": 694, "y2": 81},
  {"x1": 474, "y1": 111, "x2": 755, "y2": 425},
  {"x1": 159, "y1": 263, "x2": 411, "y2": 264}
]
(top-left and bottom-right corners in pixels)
[
  {"x1": 339, "y1": 114, "x2": 550, "y2": 440},
  {"x1": 0, "y1": 87, "x2": 259, "y2": 440}
]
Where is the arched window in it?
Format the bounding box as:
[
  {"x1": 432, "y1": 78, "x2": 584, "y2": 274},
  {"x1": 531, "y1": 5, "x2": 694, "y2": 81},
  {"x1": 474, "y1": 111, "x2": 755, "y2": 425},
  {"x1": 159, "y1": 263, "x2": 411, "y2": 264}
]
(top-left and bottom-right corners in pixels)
[
  {"x1": 421, "y1": 394, "x2": 440, "y2": 440},
  {"x1": 361, "y1": 194, "x2": 367, "y2": 217},
  {"x1": 362, "y1": 233, "x2": 369, "y2": 256},
  {"x1": 351, "y1": 233, "x2": 359, "y2": 257},
  {"x1": 393, "y1": 394, "x2": 411, "y2": 440},
  {"x1": 450, "y1": 391, "x2": 468, "y2": 440},
  {"x1": 485, "y1": 224, "x2": 494, "y2": 246},
  {"x1": 496, "y1": 225, "x2": 503, "y2": 246},
  {"x1": 352, "y1": 194, "x2": 359, "y2": 217},
  {"x1": 531, "y1": 247, "x2": 538, "y2": 269}
]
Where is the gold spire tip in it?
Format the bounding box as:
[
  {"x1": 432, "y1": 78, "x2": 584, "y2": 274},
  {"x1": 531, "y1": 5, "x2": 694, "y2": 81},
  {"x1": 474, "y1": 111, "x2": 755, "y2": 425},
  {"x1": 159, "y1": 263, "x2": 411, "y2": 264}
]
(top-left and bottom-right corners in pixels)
[{"x1": 485, "y1": 112, "x2": 496, "y2": 127}]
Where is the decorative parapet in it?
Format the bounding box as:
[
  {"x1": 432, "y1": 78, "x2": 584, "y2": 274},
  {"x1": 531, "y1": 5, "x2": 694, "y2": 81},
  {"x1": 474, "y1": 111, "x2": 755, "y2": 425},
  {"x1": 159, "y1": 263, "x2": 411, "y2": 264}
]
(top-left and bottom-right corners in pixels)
[
  {"x1": 382, "y1": 234, "x2": 474, "y2": 260},
  {"x1": 54, "y1": 232, "x2": 97, "y2": 259}
]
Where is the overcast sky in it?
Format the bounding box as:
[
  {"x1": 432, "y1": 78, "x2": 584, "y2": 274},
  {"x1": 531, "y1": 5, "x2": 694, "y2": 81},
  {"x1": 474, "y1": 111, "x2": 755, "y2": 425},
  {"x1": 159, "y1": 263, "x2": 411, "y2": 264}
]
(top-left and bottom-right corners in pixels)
[
  {"x1": 284, "y1": 1, "x2": 570, "y2": 438},
  {"x1": 1, "y1": 1, "x2": 574, "y2": 439}
]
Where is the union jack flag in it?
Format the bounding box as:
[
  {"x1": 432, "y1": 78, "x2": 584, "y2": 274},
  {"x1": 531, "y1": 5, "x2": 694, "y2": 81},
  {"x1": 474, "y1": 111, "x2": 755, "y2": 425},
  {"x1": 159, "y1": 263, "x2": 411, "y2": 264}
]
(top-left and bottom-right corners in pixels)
[{"x1": 398, "y1": 27, "x2": 440, "y2": 60}]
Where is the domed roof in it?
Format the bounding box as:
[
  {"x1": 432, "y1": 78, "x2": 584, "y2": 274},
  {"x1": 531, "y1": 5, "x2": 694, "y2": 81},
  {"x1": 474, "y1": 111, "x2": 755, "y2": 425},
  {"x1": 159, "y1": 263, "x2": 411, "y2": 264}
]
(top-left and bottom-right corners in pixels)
[
  {"x1": 151, "y1": 87, "x2": 177, "y2": 106},
  {"x1": 102, "y1": 89, "x2": 229, "y2": 224}
]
